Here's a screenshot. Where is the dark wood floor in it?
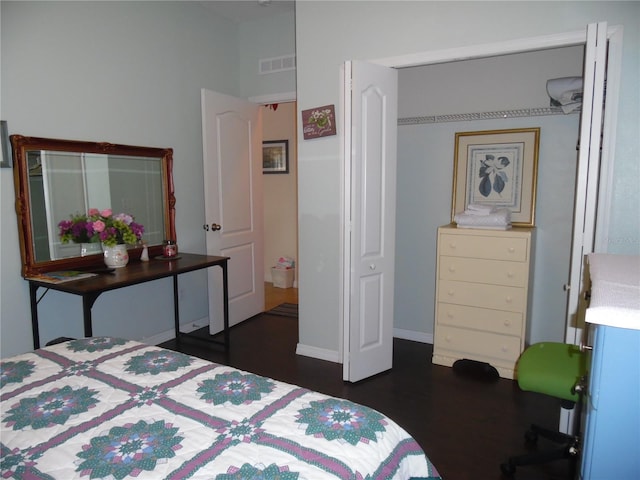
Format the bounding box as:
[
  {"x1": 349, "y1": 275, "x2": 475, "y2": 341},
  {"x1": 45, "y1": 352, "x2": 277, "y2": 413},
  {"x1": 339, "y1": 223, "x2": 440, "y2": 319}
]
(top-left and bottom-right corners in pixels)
[{"x1": 160, "y1": 312, "x2": 573, "y2": 480}]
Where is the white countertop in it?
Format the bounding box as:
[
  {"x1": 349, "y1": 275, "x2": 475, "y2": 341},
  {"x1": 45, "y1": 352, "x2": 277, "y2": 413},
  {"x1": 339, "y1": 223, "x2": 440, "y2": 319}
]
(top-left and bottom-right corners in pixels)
[{"x1": 586, "y1": 253, "x2": 640, "y2": 330}]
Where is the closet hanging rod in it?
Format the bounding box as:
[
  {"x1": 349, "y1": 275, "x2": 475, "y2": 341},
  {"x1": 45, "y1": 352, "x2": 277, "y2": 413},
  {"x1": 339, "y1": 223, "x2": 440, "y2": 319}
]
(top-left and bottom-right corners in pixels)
[{"x1": 398, "y1": 106, "x2": 578, "y2": 126}]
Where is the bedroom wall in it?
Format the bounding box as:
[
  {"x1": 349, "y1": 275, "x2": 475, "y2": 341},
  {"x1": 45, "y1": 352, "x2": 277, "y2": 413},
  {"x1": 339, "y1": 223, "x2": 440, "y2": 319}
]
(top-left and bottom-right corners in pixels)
[
  {"x1": 238, "y1": 10, "x2": 297, "y2": 99},
  {"x1": 295, "y1": 1, "x2": 640, "y2": 360},
  {"x1": 0, "y1": 1, "x2": 295, "y2": 357},
  {"x1": 395, "y1": 47, "x2": 584, "y2": 345}
]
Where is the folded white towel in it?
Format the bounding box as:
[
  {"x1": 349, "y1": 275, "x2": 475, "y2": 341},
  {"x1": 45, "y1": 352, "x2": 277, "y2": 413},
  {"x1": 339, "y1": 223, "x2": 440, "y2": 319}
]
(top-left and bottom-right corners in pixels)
[
  {"x1": 586, "y1": 254, "x2": 640, "y2": 330},
  {"x1": 464, "y1": 204, "x2": 496, "y2": 215},
  {"x1": 457, "y1": 224, "x2": 512, "y2": 230},
  {"x1": 547, "y1": 77, "x2": 583, "y2": 114},
  {"x1": 454, "y1": 208, "x2": 511, "y2": 228}
]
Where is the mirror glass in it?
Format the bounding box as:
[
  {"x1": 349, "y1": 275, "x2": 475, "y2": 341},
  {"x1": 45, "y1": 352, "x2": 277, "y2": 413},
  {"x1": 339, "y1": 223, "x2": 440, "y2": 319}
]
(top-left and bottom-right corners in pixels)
[{"x1": 12, "y1": 135, "x2": 175, "y2": 276}]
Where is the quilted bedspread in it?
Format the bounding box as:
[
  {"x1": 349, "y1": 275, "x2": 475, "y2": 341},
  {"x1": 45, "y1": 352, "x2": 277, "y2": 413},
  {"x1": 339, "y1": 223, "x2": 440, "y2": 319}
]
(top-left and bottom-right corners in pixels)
[{"x1": 1, "y1": 337, "x2": 441, "y2": 479}]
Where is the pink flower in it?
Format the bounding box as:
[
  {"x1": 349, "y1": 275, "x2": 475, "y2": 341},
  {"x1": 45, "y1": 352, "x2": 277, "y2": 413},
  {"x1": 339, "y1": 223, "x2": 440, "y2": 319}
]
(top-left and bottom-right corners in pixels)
[
  {"x1": 58, "y1": 207, "x2": 144, "y2": 247},
  {"x1": 92, "y1": 220, "x2": 106, "y2": 232}
]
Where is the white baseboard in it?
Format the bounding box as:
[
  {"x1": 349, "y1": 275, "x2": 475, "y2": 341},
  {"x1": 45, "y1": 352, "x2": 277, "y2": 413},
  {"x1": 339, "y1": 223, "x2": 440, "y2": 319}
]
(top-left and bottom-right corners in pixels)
[
  {"x1": 295, "y1": 330, "x2": 431, "y2": 364},
  {"x1": 393, "y1": 328, "x2": 433, "y2": 344},
  {"x1": 295, "y1": 343, "x2": 341, "y2": 363},
  {"x1": 145, "y1": 320, "x2": 431, "y2": 362},
  {"x1": 140, "y1": 317, "x2": 209, "y2": 346}
]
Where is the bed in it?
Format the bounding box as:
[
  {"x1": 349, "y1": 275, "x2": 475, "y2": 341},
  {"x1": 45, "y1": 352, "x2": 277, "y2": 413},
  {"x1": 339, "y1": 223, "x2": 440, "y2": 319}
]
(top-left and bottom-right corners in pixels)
[{"x1": 1, "y1": 337, "x2": 441, "y2": 479}]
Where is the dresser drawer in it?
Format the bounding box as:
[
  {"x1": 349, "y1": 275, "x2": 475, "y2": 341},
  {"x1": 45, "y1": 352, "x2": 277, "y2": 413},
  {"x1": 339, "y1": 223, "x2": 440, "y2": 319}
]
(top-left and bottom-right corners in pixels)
[
  {"x1": 438, "y1": 279, "x2": 525, "y2": 312},
  {"x1": 439, "y1": 233, "x2": 529, "y2": 262},
  {"x1": 436, "y1": 325, "x2": 522, "y2": 363},
  {"x1": 439, "y1": 256, "x2": 528, "y2": 287},
  {"x1": 436, "y1": 302, "x2": 524, "y2": 336}
]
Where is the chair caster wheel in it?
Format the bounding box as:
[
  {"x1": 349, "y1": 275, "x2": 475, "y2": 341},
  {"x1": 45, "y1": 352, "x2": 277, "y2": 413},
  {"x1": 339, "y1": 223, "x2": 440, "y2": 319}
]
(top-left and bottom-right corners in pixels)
[{"x1": 500, "y1": 461, "x2": 516, "y2": 477}]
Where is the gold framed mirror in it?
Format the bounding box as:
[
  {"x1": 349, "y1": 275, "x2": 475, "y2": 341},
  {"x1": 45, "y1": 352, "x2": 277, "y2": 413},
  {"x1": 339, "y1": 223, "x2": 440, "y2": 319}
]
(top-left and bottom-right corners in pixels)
[{"x1": 11, "y1": 135, "x2": 175, "y2": 277}]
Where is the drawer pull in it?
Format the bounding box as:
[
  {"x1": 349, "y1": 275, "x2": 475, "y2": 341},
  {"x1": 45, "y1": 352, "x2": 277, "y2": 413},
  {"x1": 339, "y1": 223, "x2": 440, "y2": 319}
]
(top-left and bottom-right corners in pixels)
[
  {"x1": 505, "y1": 296, "x2": 513, "y2": 304},
  {"x1": 448, "y1": 265, "x2": 456, "y2": 273},
  {"x1": 449, "y1": 242, "x2": 457, "y2": 250},
  {"x1": 508, "y1": 247, "x2": 516, "y2": 254},
  {"x1": 446, "y1": 311, "x2": 454, "y2": 319},
  {"x1": 507, "y1": 271, "x2": 514, "y2": 278},
  {"x1": 447, "y1": 290, "x2": 455, "y2": 297},
  {"x1": 445, "y1": 335, "x2": 452, "y2": 342},
  {"x1": 501, "y1": 346, "x2": 509, "y2": 352},
  {"x1": 504, "y1": 319, "x2": 511, "y2": 326}
]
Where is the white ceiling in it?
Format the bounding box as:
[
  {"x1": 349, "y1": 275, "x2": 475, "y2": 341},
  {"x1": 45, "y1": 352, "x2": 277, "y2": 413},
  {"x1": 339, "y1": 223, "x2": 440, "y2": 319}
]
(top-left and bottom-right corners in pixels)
[{"x1": 199, "y1": 1, "x2": 295, "y2": 23}]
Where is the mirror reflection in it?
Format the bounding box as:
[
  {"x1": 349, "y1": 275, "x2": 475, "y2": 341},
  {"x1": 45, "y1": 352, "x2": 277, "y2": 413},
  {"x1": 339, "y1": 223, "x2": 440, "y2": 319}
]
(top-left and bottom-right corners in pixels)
[
  {"x1": 11, "y1": 135, "x2": 175, "y2": 277},
  {"x1": 28, "y1": 150, "x2": 164, "y2": 262}
]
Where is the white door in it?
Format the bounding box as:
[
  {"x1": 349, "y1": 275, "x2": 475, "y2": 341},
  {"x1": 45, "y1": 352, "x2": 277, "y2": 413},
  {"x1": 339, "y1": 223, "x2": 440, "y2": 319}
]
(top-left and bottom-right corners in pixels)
[
  {"x1": 201, "y1": 89, "x2": 264, "y2": 333},
  {"x1": 564, "y1": 22, "x2": 609, "y2": 346},
  {"x1": 343, "y1": 61, "x2": 398, "y2": 382},
  {"x1": 560, "y1": 21, "x2": 617, "y2": 435}
]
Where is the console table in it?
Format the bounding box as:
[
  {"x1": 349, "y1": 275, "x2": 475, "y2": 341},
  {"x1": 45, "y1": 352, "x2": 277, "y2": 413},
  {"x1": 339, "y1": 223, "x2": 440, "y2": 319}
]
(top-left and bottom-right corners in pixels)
[{"x1": 27, "y1": 253, "x2": 229, "y2": 350}]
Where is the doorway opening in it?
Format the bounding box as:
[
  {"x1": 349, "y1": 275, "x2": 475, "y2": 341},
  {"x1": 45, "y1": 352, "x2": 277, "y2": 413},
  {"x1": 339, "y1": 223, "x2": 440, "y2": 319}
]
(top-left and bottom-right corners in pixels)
[{"x1": 261, "y1": 101, "x2": 298, "y2": 311}]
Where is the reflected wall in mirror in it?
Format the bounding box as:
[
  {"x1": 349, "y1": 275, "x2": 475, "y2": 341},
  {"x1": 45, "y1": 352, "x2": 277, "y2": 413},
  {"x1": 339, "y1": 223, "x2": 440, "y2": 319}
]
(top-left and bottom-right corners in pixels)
[{"x1": 11, "y1": 135, "x2": 175, "y2": 277}]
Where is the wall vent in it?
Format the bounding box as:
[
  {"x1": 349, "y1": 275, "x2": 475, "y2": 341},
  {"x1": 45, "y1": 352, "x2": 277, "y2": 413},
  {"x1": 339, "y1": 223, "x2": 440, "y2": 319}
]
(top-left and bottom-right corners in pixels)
[{"x1": 259, "y1": 54, "x2": 296, "y2": 75}]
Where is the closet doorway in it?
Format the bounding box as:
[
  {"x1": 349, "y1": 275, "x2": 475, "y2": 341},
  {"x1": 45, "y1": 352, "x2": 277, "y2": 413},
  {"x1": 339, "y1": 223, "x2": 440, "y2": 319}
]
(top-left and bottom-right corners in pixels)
[
  {"x1": 342, "y1": 23, "x2": 619, "y2": 381},
  {"x1": 395, "y1": 46, "x2": 584, "y2": 345}
]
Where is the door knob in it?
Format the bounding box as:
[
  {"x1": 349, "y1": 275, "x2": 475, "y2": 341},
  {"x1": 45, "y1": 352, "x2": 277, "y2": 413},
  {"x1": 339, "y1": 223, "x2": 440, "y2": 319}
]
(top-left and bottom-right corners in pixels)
[{"x1": 211, "y1": 223, "x2": 222, "y2": 231}]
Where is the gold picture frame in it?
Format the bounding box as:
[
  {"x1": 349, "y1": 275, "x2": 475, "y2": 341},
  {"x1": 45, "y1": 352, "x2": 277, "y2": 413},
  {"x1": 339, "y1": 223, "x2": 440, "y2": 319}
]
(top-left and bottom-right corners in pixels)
[{"x1": 452, "y1": 128, "x2": 540, "y2": 227}]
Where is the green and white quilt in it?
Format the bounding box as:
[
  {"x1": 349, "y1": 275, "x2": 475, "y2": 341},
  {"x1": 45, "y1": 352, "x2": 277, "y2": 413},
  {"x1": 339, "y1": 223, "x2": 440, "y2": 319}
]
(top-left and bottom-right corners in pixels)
[{"x1": 1, "y1": 337, "x2": 441, "y2": 479}]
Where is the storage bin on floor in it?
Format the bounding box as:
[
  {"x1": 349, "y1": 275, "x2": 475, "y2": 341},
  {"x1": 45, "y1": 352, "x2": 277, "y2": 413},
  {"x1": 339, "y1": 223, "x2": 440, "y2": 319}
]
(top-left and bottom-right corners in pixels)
[{"x1": 272, "y1": 267, "x2": 294, "y2": 288}]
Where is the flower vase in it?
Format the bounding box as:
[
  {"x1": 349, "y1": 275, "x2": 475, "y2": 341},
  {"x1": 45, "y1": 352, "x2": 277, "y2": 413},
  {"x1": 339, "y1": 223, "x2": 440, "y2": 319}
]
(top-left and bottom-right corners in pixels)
[
  {"x1": 102, "y1": 243, "x2": 129, "y2": 268},
  {"x1": 80, "y1": 242, "x2": 102, "y2": 257}
]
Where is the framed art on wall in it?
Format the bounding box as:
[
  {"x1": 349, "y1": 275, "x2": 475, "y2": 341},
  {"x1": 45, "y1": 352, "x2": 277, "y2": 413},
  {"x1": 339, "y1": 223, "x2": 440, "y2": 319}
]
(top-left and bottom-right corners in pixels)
[
  {"x1": 262, "y1": 140, "x2": 289, "y2": 174},
  {"x1": 301, "y1": 104, "x2": 336, "y2": 140},
  {"x1": 452, "y1": 128, "x2": 540, "y2": 227}
]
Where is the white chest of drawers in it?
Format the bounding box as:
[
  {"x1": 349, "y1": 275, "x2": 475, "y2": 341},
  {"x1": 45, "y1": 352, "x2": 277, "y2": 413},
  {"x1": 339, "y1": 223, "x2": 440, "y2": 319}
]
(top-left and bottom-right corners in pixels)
[{"x1": 433, "y1": 224, "x2": 534, "y2": 379}]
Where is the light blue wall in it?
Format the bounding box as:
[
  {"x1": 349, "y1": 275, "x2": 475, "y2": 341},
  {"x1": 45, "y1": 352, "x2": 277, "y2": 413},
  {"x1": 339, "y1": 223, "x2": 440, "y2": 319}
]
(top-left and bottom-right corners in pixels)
[
  {"x1": 0, "y1": 1, "x2": 295, "y2": 357},
  {"x1": 238, "y1": 10, "x2": 297, "y2": 98},
  {"x1": 295, "y1": 1, "x2": 640, "y2": 357}
]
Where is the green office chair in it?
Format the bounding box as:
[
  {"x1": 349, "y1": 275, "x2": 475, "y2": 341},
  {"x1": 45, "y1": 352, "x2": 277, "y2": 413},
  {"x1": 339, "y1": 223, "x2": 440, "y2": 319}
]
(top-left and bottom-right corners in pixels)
[{"x1": 501, "y1": 342, "x2": 587, "y2": 478}]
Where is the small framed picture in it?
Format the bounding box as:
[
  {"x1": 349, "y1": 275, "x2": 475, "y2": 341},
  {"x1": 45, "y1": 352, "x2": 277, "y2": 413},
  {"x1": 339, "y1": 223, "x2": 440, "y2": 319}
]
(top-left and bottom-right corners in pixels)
[
  {"x1": 301, "y1": 104, "x2": 336, "y2": 139},
  {"x1": 0, "y1": 121, "x2": 11, "y2": 168},
  {"x1": 262, "y1": 140, "x2": 289, "y2": 174},
  {"x1": 452, "y1": 128, "x2": 540, "y2": 227}
]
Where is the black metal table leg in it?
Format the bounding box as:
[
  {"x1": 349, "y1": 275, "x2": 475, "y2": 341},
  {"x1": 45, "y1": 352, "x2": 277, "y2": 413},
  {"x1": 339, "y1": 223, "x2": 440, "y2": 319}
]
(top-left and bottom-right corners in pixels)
[
  {"x1": 173, "y1": 275, "x2": 180, "y2": 344},
  {"x1": 29, "y1": 283, "x2": 41, "y2": 349},
  {"x1": 222, "y1": 261, "x2": 229, "y2": 350},
  {"x1": 82, "y1": 293, "x2": 101, "y2": 337}
]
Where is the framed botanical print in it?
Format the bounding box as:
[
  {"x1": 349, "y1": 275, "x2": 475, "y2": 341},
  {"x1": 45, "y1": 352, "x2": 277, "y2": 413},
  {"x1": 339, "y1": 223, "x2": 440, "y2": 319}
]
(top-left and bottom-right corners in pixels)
[{"x1": 452, "y1": 128, "x2": 540, "y2": 227}]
